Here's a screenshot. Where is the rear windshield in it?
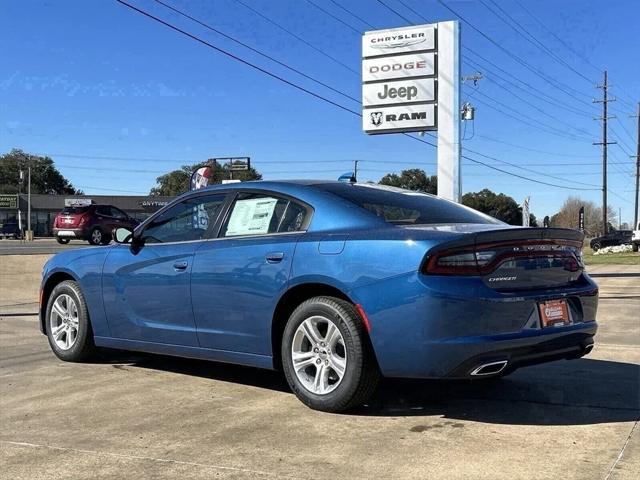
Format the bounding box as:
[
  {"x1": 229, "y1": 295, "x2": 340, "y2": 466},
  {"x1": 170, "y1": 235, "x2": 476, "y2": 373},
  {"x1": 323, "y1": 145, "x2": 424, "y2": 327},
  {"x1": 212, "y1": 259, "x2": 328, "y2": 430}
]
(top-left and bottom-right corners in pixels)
[
  {"x1": 61, "y1": 207, "x2": 90, "y2": 215},
  {"x1": 315, "y1": 183, "x2": 501, "y2": 225}
]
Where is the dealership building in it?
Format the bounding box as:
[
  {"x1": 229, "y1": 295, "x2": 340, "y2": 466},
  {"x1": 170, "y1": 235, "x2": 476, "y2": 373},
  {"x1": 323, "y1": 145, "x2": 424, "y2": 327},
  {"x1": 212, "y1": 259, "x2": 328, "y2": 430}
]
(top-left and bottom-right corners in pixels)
[{"x1": 0, "y1": 194, "x2": 174, "y2": 237}]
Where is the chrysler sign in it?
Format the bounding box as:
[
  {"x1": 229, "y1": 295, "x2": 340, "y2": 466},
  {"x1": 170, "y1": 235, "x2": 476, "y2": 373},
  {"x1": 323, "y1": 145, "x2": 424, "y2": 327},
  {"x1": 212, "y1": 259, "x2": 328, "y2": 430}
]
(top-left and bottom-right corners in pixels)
[{"x1": 363, "y1": 24, "x2": 438, "y2": 134}]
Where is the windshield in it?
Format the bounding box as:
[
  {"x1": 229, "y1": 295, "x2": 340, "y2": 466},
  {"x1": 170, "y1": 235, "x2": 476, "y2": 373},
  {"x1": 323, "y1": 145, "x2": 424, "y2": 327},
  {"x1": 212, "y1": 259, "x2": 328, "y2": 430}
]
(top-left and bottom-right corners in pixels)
[
  {"x1": 61, "y1": 207, "x2": 90, "y2": 215},
  {"x1": 315, "y1": 183, "x2": 502, "y2": 225}
]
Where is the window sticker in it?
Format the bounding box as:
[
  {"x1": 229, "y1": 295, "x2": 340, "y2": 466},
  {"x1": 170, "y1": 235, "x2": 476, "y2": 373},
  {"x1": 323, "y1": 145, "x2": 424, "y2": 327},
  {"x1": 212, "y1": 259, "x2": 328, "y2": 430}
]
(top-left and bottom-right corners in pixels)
[{"x1": 226, "y1": 197, "x2": 278, "y2": 236}]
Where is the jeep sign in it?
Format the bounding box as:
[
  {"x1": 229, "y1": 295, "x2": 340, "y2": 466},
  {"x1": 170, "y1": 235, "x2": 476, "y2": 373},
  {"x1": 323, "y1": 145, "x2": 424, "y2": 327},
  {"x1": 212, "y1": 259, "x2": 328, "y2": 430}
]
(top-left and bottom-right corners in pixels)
[
  {"x1": 362, "y1": 24, "x2": 438, "y2": 134},
  {"x1": 363, "y1": 78, "x2": 435, "y2": 107}
]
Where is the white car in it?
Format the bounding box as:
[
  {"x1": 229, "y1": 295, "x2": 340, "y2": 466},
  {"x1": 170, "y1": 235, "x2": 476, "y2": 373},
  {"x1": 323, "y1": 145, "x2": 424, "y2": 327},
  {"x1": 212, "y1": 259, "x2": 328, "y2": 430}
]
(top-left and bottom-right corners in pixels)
[{"x1": 632, "y1": 222, "x2": 640, "y2": 252}]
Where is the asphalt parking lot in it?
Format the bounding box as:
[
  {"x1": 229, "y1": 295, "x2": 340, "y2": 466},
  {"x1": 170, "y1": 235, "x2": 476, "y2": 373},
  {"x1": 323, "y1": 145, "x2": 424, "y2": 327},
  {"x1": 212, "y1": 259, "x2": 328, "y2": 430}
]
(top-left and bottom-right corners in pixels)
[
  {"x1": 1, "y1": 254, "x2": 638, "y2": 479},
  {"x1": 0, "y1": 238, "x2": 93, "y2": 256}
]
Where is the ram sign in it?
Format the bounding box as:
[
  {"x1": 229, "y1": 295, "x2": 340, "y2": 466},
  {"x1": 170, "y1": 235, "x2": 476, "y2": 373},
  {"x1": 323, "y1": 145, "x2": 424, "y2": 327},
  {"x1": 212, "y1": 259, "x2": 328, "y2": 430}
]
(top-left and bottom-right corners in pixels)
[{"x1": 362, "y1": 24, "x2": 438, "y2": 134}]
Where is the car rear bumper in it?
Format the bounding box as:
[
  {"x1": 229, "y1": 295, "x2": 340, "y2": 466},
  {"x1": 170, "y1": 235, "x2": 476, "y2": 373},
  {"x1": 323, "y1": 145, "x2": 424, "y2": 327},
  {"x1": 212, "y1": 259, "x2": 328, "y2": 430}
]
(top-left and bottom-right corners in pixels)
[
  {"x1": 437, "y1": 325, "x2": 596, "y2": 378},
  {"x1": 350, "y1": 271, "x2": 599, "y2": 379},
  {"x1": 53, "y1": 228, "x2": 87, "y2": 239}
]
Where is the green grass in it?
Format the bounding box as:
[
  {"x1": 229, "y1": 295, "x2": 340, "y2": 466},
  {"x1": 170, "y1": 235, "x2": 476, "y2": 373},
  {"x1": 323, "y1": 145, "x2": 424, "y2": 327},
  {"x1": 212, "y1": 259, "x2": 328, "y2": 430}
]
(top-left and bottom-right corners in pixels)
[{"x1": 583, "y1": 246, "x2": 640, "y2": 265}]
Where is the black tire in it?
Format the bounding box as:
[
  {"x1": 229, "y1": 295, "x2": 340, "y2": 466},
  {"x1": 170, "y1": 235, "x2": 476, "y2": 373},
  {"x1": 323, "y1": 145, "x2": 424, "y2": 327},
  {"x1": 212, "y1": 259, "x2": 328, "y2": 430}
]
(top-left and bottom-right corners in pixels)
[
  {"x1": 591, "y1": 242, "x2": 601, "y2": 252},
  {"x1": 281, "y1": 296, "x2": 380, "y2": 413},
  {"x1": 56, "y1": 237, "x2": 70, "y2": 245},
  {"x1": 100, "y1": 232, "x2": 112, "y2": 245},
  {"x1": 45, "y1": 280, "x2": 96, "y2": 362},
  {"x1": 633, "y1": 243, "x2": 639, "y2": 253},
  {"x1": 88, "y1": 228, "x2": 103, "y2": 245}
]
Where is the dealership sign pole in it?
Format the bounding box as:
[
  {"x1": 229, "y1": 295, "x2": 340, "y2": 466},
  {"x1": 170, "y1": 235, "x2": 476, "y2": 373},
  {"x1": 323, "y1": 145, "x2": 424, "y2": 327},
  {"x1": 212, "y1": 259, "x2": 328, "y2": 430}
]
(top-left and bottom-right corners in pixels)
[{"x1": 362, "y1": 21, "x2": 461, "y2": 202}]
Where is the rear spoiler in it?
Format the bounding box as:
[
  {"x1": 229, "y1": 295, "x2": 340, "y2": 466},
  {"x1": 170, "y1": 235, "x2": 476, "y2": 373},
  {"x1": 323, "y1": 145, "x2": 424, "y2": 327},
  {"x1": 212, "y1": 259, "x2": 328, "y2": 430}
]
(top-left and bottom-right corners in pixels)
[{"x1": 425, "y1": 227, "x2": 584, "y2": 257}]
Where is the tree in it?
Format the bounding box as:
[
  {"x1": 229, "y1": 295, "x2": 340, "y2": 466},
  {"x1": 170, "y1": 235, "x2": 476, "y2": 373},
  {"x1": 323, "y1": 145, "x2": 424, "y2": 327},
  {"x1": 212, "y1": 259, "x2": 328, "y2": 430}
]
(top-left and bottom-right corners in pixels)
[
  {"x1": 150, "y1": 159, "x2": 262, "y2": 196},
  {"x1": 550, "y1": 196, "x2": 614, "y2": 236},
  {"x1": 462, "y1": 188, "x2": 537, "y2": 226},
  {"x1": 0, "y1": 149, "x2": 81, "y2": 194},
  {"x1": 379, "y1": 168, "x2": 437, "y2": 194}
]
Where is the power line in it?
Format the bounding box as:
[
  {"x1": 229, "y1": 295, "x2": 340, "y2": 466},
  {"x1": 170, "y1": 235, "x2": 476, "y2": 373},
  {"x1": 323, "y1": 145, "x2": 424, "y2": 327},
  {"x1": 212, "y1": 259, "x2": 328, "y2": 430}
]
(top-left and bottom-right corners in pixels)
[
  {"x1": 513, "y1": 0, "x2": 600, "y2": 75},
  {"x1": 232, "y1": 0, "x2": 359, "y2": 75},
  {"x1": 115, "y1": 0, "x2": 362, "y2": 118},
  {"x1": 116, "y1": 0, "x2": 603, "y2": 193},
  {"x1": 481, "y1": 0, "x2": 595, "y2": 85},
  {"x1": 304, "y1": 0, "x2": 360, "y2": 34},
  {"x1": 375, "y1": 0, "x2": 413, "y2": 24},
  {"x1": 328, "y1": 0, "x2": 376, "y2": 29},
  {"x1": 377, "y1": 0, "x2": 596, "y2": 118},
  {"x1": 151, "y1": 0, "x2": 359, "y2": 104},
  {"x1": 404, "y1": 134, "x2": 600, "y2": 191},
  {"x1": 467, "y1": 87, "x2": 592, "y2": 141},
  {"x1": 462, "y1": 147, "x2": 600, "y2": 188},
  {"x1": 476, "y1": 134, "x2": 600, "y2": 158},
  {"x1": 436, "y1": 0, "x2": 596, "y2": 106},
  {"x1": 469, "y1": 92, "x2": 591, "y2": 142}
]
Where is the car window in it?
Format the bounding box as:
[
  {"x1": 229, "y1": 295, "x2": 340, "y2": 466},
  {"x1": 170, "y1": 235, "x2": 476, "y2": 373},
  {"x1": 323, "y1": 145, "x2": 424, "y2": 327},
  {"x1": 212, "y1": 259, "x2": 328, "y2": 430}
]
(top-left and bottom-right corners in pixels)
[
  {"x1": 61, "y1": 206, "x2": 90, "y2": 215},
  {"x1": 142, "y1": 194, "x2": 226, "y2": 244},
  {"x1": 221, "y1": 193, "x2": 308, "y2": 237},
  {"x1": 111, "y1": 207, "x2": 128, "y2": 219},
  {"x1": 96, "y1": 206, "x2": 112, "y2": 216},
  {"x1": 315, "y1": 183, "x2": 501, "y2": 225}
]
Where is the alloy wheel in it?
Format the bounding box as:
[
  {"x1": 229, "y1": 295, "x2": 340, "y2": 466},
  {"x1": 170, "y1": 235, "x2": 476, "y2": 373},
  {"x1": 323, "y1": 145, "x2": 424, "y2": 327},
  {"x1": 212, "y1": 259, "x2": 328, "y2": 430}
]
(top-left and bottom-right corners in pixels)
[
  {"x1": 91, "y1": 229, "x2": 102, "y2": 244},
  {"x1": 291, "y1": 315, "x2": 347, "y2": 395},
  {"x1": 49, "y1": 294, "x2": 79, "y2": 350}
]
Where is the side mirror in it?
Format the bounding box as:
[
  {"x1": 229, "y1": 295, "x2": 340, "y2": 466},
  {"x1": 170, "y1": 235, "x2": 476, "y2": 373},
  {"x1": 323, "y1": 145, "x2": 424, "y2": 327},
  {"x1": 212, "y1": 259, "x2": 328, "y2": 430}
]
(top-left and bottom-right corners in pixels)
[{"x1": 113, "y1": 227, "x2": 134, "y2": 244}]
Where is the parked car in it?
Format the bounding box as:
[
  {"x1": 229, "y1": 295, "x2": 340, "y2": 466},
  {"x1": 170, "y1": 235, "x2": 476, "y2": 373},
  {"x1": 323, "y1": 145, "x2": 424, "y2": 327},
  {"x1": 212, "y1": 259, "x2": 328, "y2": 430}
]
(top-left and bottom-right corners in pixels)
[
  {"x1": 52, "y1": 204, "x2": 139, "y2": 245},
  {"x1": 589, "y1": 229, "x2": 633, "y2": 251},
  {"x1": 632, "y1": 222, "x2": 640, "y2": 252},
  {"x1": 0, "y1": 221, "x2": 22, "y2": 239},
  {"x1": 39, "y1": 181, "x2": 598, "y2": 412}
]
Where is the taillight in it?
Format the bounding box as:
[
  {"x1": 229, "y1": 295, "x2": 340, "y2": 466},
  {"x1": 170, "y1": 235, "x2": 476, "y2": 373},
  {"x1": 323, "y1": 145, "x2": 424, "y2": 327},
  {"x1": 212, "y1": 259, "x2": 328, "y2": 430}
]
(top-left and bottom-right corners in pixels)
[
  {"x1": 423, "y1": 241, "x2": 583, "y2": 276},
  {"x1": 424, "y1": 249, "x2": 496, "y2": 275}
]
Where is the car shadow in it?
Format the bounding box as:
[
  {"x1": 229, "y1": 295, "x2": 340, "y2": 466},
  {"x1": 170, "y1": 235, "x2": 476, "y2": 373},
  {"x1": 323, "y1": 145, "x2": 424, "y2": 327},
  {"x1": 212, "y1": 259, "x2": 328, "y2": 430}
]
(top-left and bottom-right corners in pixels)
[{"x1": 105, "y1": 351, "x2": 639, "y2": 426}]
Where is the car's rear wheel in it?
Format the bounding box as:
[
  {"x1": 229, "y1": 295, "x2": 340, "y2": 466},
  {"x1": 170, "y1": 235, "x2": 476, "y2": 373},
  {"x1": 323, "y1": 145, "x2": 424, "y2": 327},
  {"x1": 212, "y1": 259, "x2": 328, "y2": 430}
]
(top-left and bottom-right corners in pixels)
[
  {"x1": 56, "y1": 237, "x2": 70, "y2": 244},
  {"x1": 633, "y1": 243, "x2": 639, "y2": 252},
  {"x1": 45, "y1": 280, "x2": 96, "y2": 362},
  {"x1": 282, "y1": 296, "x2": 380, "y2": 413},
  {"x1": 88, "y1": 228, "x2": 103, "y2": 245},
  {"x1": 591, "y1": 241, "x2": 601, "y2": 252}
]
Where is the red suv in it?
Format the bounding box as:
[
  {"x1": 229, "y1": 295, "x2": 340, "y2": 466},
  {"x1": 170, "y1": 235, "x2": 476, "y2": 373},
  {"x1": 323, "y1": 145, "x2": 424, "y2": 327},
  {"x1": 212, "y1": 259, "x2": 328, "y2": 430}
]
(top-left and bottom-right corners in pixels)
[{"x1": 53, "y1": 205, "x2": 139, "y2": 245}]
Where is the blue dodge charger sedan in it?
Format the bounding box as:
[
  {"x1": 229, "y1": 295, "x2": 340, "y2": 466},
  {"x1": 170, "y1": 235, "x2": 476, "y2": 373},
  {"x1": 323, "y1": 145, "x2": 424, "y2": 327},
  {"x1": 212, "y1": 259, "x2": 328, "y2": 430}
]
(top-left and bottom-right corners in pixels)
[{"x1": 40, "y1": 181, "x2": 598, "y2": 412}]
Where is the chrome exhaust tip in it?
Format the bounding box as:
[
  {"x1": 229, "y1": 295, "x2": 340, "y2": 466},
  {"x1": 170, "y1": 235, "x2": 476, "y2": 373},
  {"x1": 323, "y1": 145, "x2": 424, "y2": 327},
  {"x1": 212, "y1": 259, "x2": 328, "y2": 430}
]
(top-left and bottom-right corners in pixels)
[{"x1": 470, "y1": 360, "x2": 508, "y2": 376}]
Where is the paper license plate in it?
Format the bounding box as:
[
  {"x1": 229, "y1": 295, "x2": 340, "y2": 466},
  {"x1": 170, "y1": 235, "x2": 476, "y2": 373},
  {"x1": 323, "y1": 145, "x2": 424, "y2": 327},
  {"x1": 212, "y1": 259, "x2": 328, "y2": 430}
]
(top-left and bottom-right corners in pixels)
[{"x1": 538, "y1": 299, "x2": 571, "y2": 328}]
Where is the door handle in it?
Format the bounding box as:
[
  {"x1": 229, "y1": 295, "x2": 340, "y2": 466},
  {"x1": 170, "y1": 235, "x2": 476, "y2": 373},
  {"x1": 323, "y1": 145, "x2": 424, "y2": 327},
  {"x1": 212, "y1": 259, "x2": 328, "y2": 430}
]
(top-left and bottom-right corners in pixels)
[
  {"x1": 173, "y1": 261, "x2": 188, "y2": 271},
  {"x1": 265, "y1": 252, "x2": 285, "y2": 263}
]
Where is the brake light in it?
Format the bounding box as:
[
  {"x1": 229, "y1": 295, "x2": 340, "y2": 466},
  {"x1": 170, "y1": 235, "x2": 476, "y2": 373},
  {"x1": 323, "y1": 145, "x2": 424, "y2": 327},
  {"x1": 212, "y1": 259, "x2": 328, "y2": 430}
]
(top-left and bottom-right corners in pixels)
[
  {"x1": 423, "y1": 240, "x2": 583, "y2": 276},
  {"x1": 424, "y1": 249, "x2": 496, "y2": 275}
]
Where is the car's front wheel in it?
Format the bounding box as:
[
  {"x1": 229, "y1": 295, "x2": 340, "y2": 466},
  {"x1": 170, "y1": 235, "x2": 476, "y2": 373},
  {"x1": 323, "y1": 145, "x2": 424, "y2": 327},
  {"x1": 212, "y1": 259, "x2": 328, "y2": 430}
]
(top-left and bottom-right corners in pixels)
[
  {"x1": 45, "y1": 280, "x2": 96, "y2": 362},
  {"x1": 591, "y1": 241, "x2": 601, "y2": 252},
  {"x1": 282, "y1": 296, "x2": 380, "y2": 412}
]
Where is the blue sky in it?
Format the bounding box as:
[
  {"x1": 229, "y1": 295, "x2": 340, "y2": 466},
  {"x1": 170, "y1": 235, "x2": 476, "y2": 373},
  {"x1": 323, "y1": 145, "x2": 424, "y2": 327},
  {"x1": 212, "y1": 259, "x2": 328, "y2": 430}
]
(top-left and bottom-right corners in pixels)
[{"x1": 1, "y1": 0, "x2": 638, "y2": 224}]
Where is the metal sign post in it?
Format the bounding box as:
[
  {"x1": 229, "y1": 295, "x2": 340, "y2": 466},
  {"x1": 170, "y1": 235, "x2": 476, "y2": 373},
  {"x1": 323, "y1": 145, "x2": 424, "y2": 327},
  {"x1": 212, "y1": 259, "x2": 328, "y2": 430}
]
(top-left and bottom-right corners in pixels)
[
  {"x1": 362, "y1": 21, "x2": 461, "y2": 202},
  {"x1": 436, "y1": 21, "x2": 461, "y2": 203}
]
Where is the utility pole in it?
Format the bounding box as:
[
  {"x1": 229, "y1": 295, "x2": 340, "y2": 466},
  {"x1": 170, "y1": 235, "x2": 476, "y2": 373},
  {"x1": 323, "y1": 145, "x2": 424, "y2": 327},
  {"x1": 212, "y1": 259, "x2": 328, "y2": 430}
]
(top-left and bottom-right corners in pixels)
[
  {"x1": 632, "y1": 102, "x2": 640, "y2": 229},
  {"x1": 27, "y1": 156, "x2": 32, "y2": 240},
  {"x1": 353, "y1": 160, "x2": 359, "y2": 181},
  {"x1": 593, "y1": 71, "x2": 616, "y2": 235}
]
